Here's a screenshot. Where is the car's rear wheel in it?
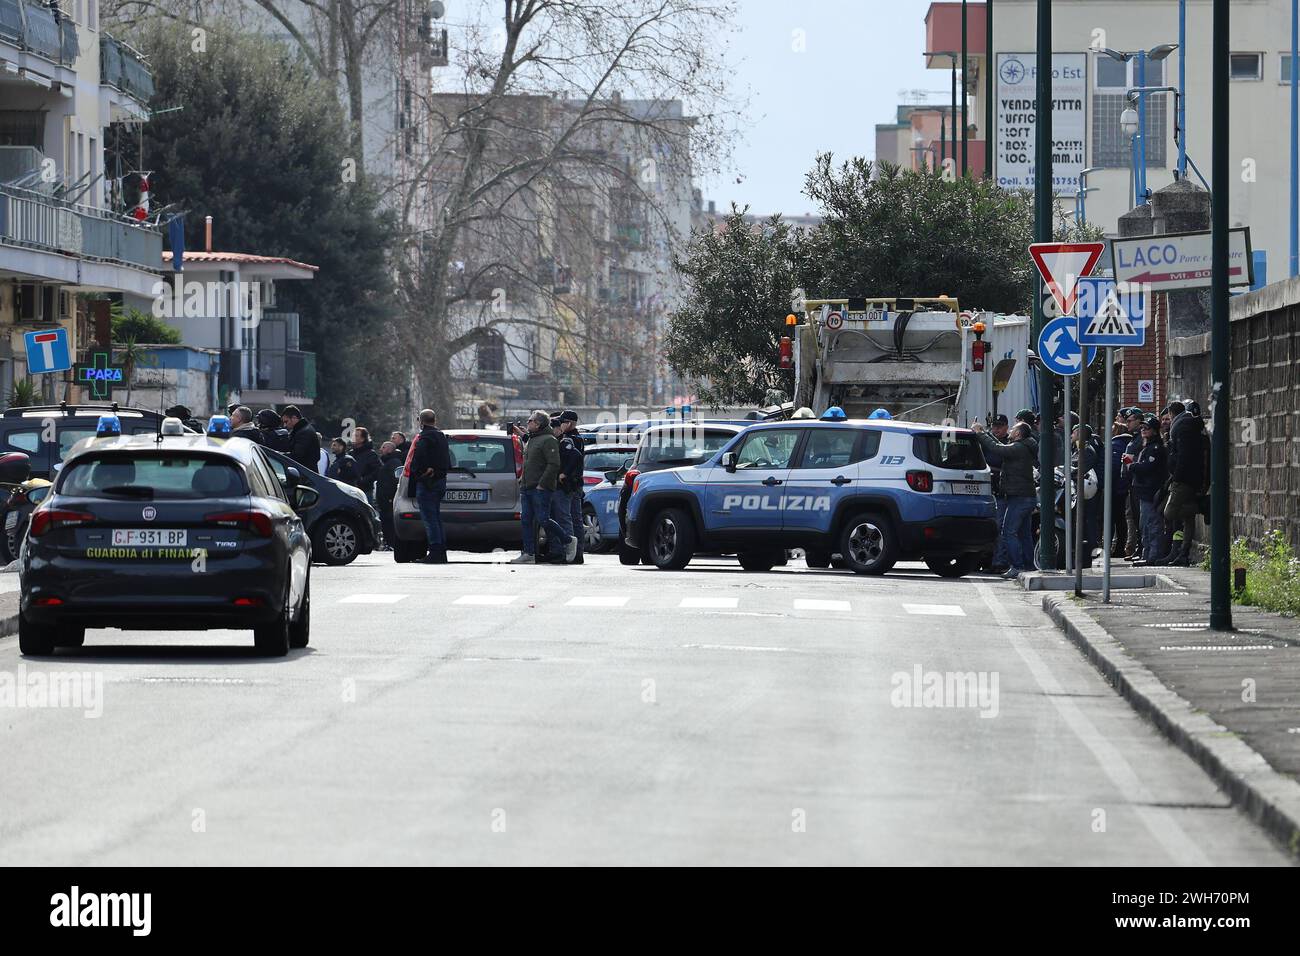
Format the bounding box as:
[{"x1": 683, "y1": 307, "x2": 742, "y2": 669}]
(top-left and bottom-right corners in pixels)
[
  {"x1": 254, "y1": 585, "x2": 291, "y2": 657},
  {"x1": 18, "y1": 613, "x2": 55, "y2": 656},
  {"x1": 582, "y1": 509, "x2": 604, "y2": 553},
  {"x1": 648, "y1": 508, "x2": 695, "y2": 570},
  {"x1": 838, "y1": 512, "x2": 898, "y2": 575},
  {"x1": 289, "y1": 577, "x2": 311, "y2": 649},
  {"x1": 314, "y1": 515, "x2": 360, "y2": 566},
  {"x1": 924, "y1": 554, "x2": 981, "y2": 578},
  {"x1": 805, "y1": 548, "x2": 832, "y2": 569},
  {"x1": 393, "y1": 538, "x2": 426, "y2": 563},
  {"x1": 618, "y1": 537, "x2": 640, "y2": 565}
]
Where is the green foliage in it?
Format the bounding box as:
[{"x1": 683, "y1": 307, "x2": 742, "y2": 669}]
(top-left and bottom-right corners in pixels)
[
  {"x1": 1225, "y1": 531, "x2": 1300, "y2": 617},
  {"x1": 112, "y1": 306, "x2": 180, "y2": 345},
  {"x1": 136, "y1": 22, "x2": 398, "y2": 424},
  {"x1": 665, "y1": 210, "x2": 804, "y2": 405},
  {"x1": 9, "y1": 379, "x2": 37, "y2": 408},
  {"x1": 798, "y1": 158, "x2": 1036, "y2": 314}
]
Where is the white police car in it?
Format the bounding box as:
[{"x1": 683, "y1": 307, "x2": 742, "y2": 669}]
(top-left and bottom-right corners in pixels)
[{"x1": 623, "y1": 417, "x2": 997, "y2": 576}]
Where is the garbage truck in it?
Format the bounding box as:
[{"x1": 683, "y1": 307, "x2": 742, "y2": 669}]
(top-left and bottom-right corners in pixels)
[{"x1": 790, "y1": 296, "x2": 1034, "y2": 426}]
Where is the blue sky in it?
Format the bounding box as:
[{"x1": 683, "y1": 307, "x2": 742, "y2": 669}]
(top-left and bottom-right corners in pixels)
[{"x1": 703, "y1": 0, "x2": 940, "y2": 218}]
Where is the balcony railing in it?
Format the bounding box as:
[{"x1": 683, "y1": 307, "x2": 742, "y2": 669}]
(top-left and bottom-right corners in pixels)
[
  {"x1": 220, "y1": 348, "x2": 317, "y2": 400},
  {"x1": 0, "y1": 183, "x2": 163, "y2": 272},
  {"x1": 100, "y1": 33, "x2": 154, "y2": 102},
  {"x1": 0, "y1": 0, "x2": 79, "y2": 67}
]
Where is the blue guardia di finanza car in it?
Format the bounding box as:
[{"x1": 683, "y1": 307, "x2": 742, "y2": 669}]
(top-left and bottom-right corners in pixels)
[{"x1": 622, "y1": 419, "x2": 998, "y2": 576}]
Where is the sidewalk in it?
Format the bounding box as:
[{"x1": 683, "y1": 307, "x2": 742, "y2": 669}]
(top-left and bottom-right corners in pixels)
[
  {"x1": 0, "y1": 574, "x2": 17, "y2": 638},
  {"x1": 1042, "y1": 564, "x2": 1300, "y2": 857}
]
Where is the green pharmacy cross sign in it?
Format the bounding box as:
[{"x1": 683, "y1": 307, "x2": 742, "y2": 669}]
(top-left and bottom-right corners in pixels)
[{"x1": 73, "y1": 350, "x2": 126, "y2": 401}]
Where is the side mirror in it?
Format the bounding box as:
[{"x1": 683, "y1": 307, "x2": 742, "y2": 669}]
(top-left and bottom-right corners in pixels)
[
  {"x1": 284, "y1": 466, "x2": 301, "y2": 488},
  {"x1": 603, "y1": 469, "x2": 622, "y2": 485},
  {"x1": 292, "y1": 486, "x2": 319, "y2": 510},
  {"x1": 721, "y1": 451, "x2": 737, "y2": 473},
  {"x1": 0, "y1": 452, "x2": 31, "y2": 485}
]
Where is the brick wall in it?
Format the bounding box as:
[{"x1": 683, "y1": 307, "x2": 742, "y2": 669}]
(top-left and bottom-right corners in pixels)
[{"x1": 1117, "y1": 292, "x2": 1168, "y2": 414}]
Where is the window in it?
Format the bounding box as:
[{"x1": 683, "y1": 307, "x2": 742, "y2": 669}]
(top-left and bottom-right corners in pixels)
[
  {"x1": 1230, "y1": 53, "x2": 1263, "y2": 81},
  {"x1": 638, "y1": 428, "x2": 736, "y2": 466},
  {"x1": 1282, "y1": 53, "x2": 1296, "y2": 84},
  {"x1": 1095, "y1": 56, "x2": 1127, "y2": 89},
  {"x1": 1091, "y1": 53, "x2": 1169, "y2": 168},
  {"x1": 249, "y1": 454, "x2": 287, "y2": 502},
  {"x1": 4, "y1": 429, "x2": 41, "y2": 454},
  {"x1": 795, "y1": 429, "x2": 866, "y2": 470},
  {"x1": 582, "y1": 450, "x2": 635, "y2": 472},
  {"x1": 447, "y1": 438, "x2": 513, "y2": 473},
  {"x1": 733, "y1": 429, "x2": 800, "y2": 470},
  {"x1": 911, "y1": 433, "x2": 986, "y2": 471},
  {"x1": 59, "y1": 455, "x2": 248, "y2": 499}
]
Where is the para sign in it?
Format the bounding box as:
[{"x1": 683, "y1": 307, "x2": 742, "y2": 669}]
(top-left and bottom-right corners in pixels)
[{"x1": 996, "y1": 53, "x2": 1087, "y2": 194}]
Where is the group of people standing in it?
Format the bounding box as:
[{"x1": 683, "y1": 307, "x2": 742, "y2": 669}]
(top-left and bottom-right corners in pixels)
[{"x1": 973, "y1": 397, "x2": 1210, "y2": 578}]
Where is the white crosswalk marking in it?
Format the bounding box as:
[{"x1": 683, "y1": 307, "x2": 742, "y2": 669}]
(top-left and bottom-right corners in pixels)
[
  {"x1": 566, "y1": 596, "x2": 629, "y2": 608},
  {"x1": 454, "y1": 595, "x2": 519, "y2": 606},
  {"x1": 339, "y1": 594, "x2": 408, "y2": 604},
  {"x1": 903, "y1": 604, "x2": 965, "y2": 616},
  {"x1": 793, "y1": 599, "x2": 851, "y2": 611},
  {"x1": 679, "y1": 597, "x2": 739, "y2": 609}
]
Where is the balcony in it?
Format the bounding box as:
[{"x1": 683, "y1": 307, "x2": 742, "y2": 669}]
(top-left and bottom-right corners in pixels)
[
  {"x1": 220, "y1": 348, "x2": 317, "y2": 401},
  {"x1": 0, "y1": 0, "x2": 78, "y2": 67},
  {"x1": 100, "y1": 32, "x2": 154, "y2": 106},
  {"x1": 0, "y1": 182, "x2": 163, "y2": 272}
]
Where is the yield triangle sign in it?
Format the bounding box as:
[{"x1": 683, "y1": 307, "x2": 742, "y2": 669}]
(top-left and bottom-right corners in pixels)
[
  {"x1": 1029, "y1": 242, "x2": 1105, "y2": 315},
  {"x1": 1083, "y1": 287, "x2": 1136, "y2": 338}
]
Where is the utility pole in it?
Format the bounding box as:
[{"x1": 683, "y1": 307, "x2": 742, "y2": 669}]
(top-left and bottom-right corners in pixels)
[
  {"x1": 961, "y1": 0, "x2": 969, "y2": 175},
  {"x1": 1034, "y1": 0, "x2": 1056, "y2": 569},
  {"x1": 986, "y1": 0, "x2": 994, "y2": 180},
  {"x1": 1210, "y1": 0, "x2": 1232, "y2": 629}
]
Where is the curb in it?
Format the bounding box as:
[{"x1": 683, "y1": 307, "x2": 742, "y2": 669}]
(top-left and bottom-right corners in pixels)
[{"x1": 1042, "y1": 592, "x2": 1300, "y2": 859}]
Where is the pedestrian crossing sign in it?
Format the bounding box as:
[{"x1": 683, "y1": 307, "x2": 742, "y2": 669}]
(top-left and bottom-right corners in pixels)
[{"x1": 1076, "y1": 277, "x2": 1145, "y2": 347}]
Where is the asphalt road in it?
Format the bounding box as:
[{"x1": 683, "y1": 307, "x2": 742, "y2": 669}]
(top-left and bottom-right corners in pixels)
[{"x1": 0, "y1": 552, "x2": 1289, "y2": 865}]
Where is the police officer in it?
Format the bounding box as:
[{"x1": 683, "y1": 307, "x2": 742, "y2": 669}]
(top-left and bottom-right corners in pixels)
[
  {"x1": 166, "y1": 404, "x2": 203, "y2": 434},
  {"x1": 256, "y1": 409, "x2": 292, "y2": 453},
  {"x1": 555, "y1": 410, "x2": 585, "y2": 564}
]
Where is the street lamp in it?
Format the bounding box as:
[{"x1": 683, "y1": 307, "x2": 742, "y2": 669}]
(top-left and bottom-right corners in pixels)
[
  {"x1": 1120, "y1": 106, "x2": 1140, "y2": 207},
  {"x1": 1077, "y1": 166, "x2": 1101, "y2": 227},
  {"x1": 1101, "y1": 44, "x2": 1178, "y2": 206}
]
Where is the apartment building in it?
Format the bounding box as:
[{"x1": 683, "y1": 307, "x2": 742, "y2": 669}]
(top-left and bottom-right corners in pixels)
[{"x1": 0, "y1": 0, "x2": 161, "y2": 402}]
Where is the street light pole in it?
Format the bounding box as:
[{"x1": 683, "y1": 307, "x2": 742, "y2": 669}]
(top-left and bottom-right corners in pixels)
[
  {"x1": 1178, "y1": 0, "x2": 1187, "y2": 179},
  {"x1": 1136, "y1": 50, "x2": 1147, "y2": 202},
  {"x1": 951, "y1": 54, "x2": 959, "y2": 171},
  {"x1": 1291, "y1": 0, "x2": 1297, "y2": 276},
  {"x1": 986, "y1": 0, "x2": 994, "y2": 180},
  {"x1": 1034, "y1": 0, "x2": 1056, "y2": 569},
  {"x1": 962, "y1": 0, "x2": 969, "y2": 176},
  {"x1": 1210, "y1": 0, "x2": 1232, "y2": 629}
]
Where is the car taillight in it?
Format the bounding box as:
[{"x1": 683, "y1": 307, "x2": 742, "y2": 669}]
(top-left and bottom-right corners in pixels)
[
  {"x1": 906, "y1": 470, "x2": 933, "y2": 493},
  {"x1": 206, "y1": 510, "x2": 274, "y2": 536},
  {"x1": 513, "y1": 435, "x2": 524, "y2": 481},
  {"x1": 584, "y1": 475, "x2": 601, "y2": 486},
  {"x1": 625, "y1": 468, "x2": 639, "y2": 484},
  {"x1": 29, "y1": 508, "x2": 94, "y2": 537}
]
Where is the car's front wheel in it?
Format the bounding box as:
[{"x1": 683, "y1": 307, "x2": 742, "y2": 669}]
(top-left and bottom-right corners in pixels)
[
  {"x1": 838, "y1": 512, "x2": 898, "y2": 575},
  {"x1": 314, "y1": 515, "x2": 360, "y2": 566},
  {"x1": 648, "y1": 507, "x2": 695, "y2": 570},
  {"x1": 582, "y1": 509, "x2": 604, "y2": 553}
]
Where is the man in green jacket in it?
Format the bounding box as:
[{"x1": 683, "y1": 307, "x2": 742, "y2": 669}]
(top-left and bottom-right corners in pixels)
[{"x1": 512, "y1": 410, "x2": 575, "y2": 564}]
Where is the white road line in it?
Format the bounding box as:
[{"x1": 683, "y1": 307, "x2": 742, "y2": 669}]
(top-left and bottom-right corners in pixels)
[
  {"x1": 679, "y1": 597, "x2": 739, "y2": 609},
  {"x1": 453, "y1": 595, "x2": 519, "y2": 606},
  {"x1": 903, "y1": 603, "x2": 966, "y2": 616},
  {"x1": 566, "y1": 596, "x2": 629, "y2": 608},
  {"x1": 974, "y1": 583, "x2": 1210, "y2": 867},
  {"x1": 338, "y1": 594, "x2": 408, "y2": 604},
  {"x1": 681, "y1": 643, "x2": 800, "y2": 653},
  {"x1": 793, "y1": 599, "x2": 851, "y2": 612}
]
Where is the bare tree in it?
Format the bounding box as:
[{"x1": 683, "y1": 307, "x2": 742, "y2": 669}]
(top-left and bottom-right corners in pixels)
[{"x1": 392, "y1": 0, "x2": 736, "y2": 418}]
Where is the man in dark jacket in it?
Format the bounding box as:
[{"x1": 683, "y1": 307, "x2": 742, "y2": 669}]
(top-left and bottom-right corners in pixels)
[
  {"x1": 350, "y1": 426, "x2": 383, "y2": 502},
  {"x1": 1071, "y1": 424, "x2": 1102, "y2": 566},
  {"x1": 1109, "y1": 417, "x2": 1133, "y2": 558},
  {"x1": 1128, "y1": 416, "x2": 1168, "y2": 563},
  {"x1": 973, "y1": 419, "x2": 1036, "y2": 579},
  {"x1": 982, "y1": 414, "x2": 1010, "y2": 571},
  {"x1": 228, "y1": 406, "x2": 264, "y2": 445},
  {"x1": 407, "y1": 409, "x2": 451, "y2": 564},
  {"x1": 554, "y1": 410, "x2": 586, "y2": 564},
  {"x1": 513, "y1": 409, "x2": 573, "y2": 564},
  {"x1": 281, "y1": 405, "x2": 321, "y2": 473},
  {"x1": 166, "y1": 404, "x2": 203, "y2": 434},
  {"x1": 256, "y1": 409, "x2": 292, "y2": 453},
  {"x1": 1121, "y1": 407, "x2": 1145, "y2": 558},
  {"x1": 326, "y1": 438, "x2": 360, "y2": 486},
  {"x1": 376, "y1": 440, "x2": 404, "y2": 549},
  {"x1": 1163, "y1": 400, "x2": 1207, "y2": 565}
]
